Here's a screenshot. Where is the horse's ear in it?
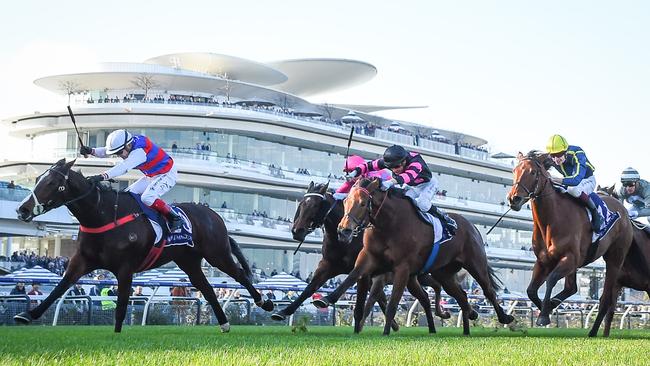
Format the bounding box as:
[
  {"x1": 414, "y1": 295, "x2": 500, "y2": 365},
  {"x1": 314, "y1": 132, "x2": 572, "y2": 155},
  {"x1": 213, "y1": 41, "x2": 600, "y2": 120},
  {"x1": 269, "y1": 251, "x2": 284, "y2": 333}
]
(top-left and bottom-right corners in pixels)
[
  {"x1": 368, "y1": 178, "x2": 381, "y2": 191},
  {"x1": 319, "y1": 181, "x2": 329, "y2": 194},
  {"x1": 307, "y1": 181, "x2": 314, "y2": 192},
  {"x1": 55, "y1": 158, "x2": 66, "y2": 166},
  {"x1": 596, "y1": 185, "x2": 602, "y2": 191},
  {"x1": 538, "y1": 153, "x2": 553, "y2": 169},
  {"x1": 62, "y1": 159, "x2": 76, "y2": 173},
  {"x1": 516, "y1": 152, "x2": 524, "y2": 162}
]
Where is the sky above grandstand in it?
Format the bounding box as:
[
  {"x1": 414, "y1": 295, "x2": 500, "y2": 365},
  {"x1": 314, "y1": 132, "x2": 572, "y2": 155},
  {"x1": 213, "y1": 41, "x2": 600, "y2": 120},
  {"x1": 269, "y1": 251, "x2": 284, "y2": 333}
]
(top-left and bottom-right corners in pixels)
[{"x1": 1, "y1": 0, "x2": 649, "y2": 184}]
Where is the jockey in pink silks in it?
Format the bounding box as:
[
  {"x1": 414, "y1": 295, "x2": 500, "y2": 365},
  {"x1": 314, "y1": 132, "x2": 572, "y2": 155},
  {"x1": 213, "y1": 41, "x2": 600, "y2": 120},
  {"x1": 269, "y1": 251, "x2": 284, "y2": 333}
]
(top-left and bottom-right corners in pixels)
[{"x1": 333, "y1": 155, "x2": 392, "y2": 200}]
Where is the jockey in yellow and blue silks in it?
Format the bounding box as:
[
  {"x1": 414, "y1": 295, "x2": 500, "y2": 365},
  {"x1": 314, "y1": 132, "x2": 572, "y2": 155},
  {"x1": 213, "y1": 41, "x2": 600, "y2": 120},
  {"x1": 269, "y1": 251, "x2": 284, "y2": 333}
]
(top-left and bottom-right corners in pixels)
[
  {"x1": 546, "y1": 134, "x2": 604, "y2": 231},
  {"x1": 348, "y1": 145, "x2": 457, "y2": 234},
  {"x1": 80, "y1": 129, "x2": 183, "y2": 232}
]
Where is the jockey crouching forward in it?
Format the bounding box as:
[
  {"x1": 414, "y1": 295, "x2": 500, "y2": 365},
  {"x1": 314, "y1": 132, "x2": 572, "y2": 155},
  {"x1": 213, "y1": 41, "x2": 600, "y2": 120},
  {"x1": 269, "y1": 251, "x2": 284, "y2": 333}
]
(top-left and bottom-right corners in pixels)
[
  {"x1": 80, "y1": 129, "x2": 183, "y2": 232},
  {"x1": 348, "y1": 145, "x2": 457, "y2": 235},
  {"x1": 619, "y1": 167, "x2": 650, "y2": 224},
  {"x1": 546, "y1": 134, "x2": 604, "y2": 232}
]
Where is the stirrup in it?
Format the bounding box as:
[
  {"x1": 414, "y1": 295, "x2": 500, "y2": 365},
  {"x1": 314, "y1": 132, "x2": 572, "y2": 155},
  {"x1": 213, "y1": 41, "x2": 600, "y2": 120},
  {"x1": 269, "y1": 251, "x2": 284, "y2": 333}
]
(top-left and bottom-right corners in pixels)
[{"x1": 168, "y1": 217, "x2": 183, "y2": 232}]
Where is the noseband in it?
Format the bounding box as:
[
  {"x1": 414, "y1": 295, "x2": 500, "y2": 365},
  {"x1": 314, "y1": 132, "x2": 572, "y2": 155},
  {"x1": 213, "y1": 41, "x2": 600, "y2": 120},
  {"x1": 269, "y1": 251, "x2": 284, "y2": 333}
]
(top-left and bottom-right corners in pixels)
[{"x1": 343, "y1": 186, "x2": 388, "y2": 237}]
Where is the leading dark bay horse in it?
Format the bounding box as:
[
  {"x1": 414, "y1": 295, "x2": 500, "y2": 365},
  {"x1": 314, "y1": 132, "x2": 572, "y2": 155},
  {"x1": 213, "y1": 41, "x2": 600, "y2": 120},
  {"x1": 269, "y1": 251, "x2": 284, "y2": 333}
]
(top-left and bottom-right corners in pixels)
[
  {"x1": 597, "y1": 185, "x2": 650, "y2": 336},
  {"x1": 13, "y1": 159, "x2": 273, "y2": 332},
  {"x1": 507, "y1": 152, "x2": 633, "y2": 337},
  {"x1": 314, "y1": 178, "x2": 513, "y2": 335},
  {"x1": 274, "y1": 182, "x2": 449, "y2": 333}
]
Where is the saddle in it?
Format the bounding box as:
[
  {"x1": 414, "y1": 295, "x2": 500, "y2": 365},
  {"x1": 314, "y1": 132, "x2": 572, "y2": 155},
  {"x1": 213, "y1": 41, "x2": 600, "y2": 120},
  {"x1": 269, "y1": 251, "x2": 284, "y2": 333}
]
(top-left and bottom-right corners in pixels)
[{"x1": 129, "y1": 193, "x2": 194, "y2": 248}]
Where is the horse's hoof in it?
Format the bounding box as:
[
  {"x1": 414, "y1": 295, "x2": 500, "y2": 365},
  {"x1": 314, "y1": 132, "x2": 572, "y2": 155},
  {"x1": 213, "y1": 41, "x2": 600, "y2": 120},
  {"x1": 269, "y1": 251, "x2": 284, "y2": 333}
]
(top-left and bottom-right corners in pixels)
[
  {"x1": 271, "y1": 312, "x2": 286, "y2": 321},
  {"x1": 391, "y1": 323, "x2": 400, "y2": 332},
  {"x1": 437, "y1": 311, "x2": 451, "y2": 320},
  {"x1": 536, "y1": 315, "x2": 551, "y2": 327},
  {"x1": 313, "y1": 298, "x2": 330, "y2": 308},
  {"x1": 500, "y1": 314, "x2": 515, "y2": 324},
  {"x1": 258, "y1": 299, "x2": 274, "y2": 312},
  {"x1": 220, "y1": 322, "x2": 231, "y2": 333},
  {"x1": 468, "y1": 310, "x2": 479, "y2": 320},
  {"x1": 13, "y1": 312, "x2": 32, "y2": 325}
]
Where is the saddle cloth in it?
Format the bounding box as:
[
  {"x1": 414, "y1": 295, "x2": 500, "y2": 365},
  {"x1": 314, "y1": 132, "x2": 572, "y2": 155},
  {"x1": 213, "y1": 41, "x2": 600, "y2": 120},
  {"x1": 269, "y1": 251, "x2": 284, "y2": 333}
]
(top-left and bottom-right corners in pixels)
[
  {"x1": 129, "y1": 193, "x2": 194, "y2": 248},
  {"x1": 585, "y1": 194, "x2": 620, "y2": 243}
]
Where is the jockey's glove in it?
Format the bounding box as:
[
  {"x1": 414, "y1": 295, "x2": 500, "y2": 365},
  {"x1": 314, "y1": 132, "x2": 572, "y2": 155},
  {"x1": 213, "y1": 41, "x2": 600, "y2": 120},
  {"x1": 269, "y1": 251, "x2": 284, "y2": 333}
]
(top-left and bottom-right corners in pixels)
[
  {"x1": 87, "y1": 175, "x2": 104, "y2": 184},
  {"x1": 348, "y1": 169, "x2": 359, "y2": 178},
  {"x1": 79, "y1": 146, "x2": 93, "y2": 156}
]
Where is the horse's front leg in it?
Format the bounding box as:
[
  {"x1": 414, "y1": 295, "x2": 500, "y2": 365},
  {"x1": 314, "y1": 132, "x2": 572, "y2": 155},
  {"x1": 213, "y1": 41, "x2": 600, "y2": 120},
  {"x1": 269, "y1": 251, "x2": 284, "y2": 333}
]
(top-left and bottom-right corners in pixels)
[
  {"x1": 527, "y1": 261, "x2": 550, "y2": 312},
  {"x1": 14, "y1": 253, "x2": 94, "y2": 324},
  {"x1": 353, "y1": 276, "x2": 371, "y2": 334},
  {"x1": 537, "y1": 254, "x2": 576, "y2": 327},
  {"x1": 382, "y1": 265, "x2": 410, "y2": 336},
  {"x1": 272, "y1": 260, "x2": 336, "y2": 321},
  {"x1": 314, "y1": 250, "x2": 377, "y2": 308},
  {"x1": 114, "y1": 271, "x2": 134, "y2": 333}
]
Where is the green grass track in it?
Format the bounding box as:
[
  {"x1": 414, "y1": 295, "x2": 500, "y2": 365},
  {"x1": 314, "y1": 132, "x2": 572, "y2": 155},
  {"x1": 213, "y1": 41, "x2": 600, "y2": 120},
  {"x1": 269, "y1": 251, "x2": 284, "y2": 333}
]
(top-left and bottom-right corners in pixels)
[{"x1": 1, "y1": 326, "x2": 648, "y2": 366}]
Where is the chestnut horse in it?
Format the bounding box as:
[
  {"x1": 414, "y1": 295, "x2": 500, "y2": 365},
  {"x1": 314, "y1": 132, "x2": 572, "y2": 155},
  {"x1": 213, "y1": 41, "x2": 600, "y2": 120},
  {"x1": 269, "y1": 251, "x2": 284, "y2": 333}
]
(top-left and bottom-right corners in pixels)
[
  {"x1": 13, "y1": 159, "x2": 273, "y2": 332},
  {"x1": 274, "y1": 182, "x2": 449, "y2": 333},
  {"x1": 314, "y1": 178, "x2": 513, "y2": 335},
  {"x1": 507, "y1": 152, "x2": 633, "y2": 337}
]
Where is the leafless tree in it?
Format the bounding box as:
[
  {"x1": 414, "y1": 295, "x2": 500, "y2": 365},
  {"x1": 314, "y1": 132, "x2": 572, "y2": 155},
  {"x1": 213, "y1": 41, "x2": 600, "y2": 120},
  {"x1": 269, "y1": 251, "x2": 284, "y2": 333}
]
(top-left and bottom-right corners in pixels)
[
  {"x1": 318, "y1": 103, "x2": 336, "y2": 121},
  {"x1": 273, "y1": 94, "x2": 296, "y2": 112},
  {"x1": 131, "y1": 74, "x2": 159, "y2": 100},
  {"x1": 58, "y1": 80, "x2": 82, "y2": 104},
  {"x1": 216, "y1": 72, "x2": 233, "y2": 102}
]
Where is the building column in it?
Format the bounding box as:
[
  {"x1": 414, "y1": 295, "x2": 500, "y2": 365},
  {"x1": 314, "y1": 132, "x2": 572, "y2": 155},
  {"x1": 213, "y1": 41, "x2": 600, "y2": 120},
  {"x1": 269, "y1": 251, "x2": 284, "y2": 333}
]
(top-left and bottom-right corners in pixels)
[
  {"x1": 6, "y1": 237, "x2": 13, "y2": 257},
  {"x1": 54, "y1": 236, "x2": 62, "y2": 257},
  {"x1": 39, "y1": 238, "x2": 48, "y2": 256}
]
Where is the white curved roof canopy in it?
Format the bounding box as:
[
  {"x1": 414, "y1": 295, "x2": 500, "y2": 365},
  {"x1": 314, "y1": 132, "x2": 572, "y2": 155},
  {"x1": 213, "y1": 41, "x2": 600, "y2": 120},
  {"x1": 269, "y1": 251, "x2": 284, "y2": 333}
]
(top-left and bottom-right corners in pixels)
[
  {"x1": 145, "y1": 53, "x2": 288, "y2": 86},
  {"x1": 268, "y1": 59, "x2": 377, "y2": 97},
  {"x1": 33, "y1": 62, "x2": 318, "y2": 113}
]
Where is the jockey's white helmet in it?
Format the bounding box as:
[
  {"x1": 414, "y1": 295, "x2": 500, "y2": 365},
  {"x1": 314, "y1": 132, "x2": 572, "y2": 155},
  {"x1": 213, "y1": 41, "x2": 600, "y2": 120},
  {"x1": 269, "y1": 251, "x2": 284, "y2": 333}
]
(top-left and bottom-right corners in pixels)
[{"x1": 105, "y1": 130, "x2": 133, "y2": 155}]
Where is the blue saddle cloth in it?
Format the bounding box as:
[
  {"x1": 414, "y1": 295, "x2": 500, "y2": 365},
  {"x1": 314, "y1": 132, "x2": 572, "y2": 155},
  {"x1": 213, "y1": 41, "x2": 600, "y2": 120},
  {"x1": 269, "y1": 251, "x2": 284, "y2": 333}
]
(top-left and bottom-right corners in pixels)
[
  {"x1": 589, "y1": 192, "x2": 620, "y2": 242},
  {"x1": 129, "y1": 193, "x2": 194, "y2": 247}
]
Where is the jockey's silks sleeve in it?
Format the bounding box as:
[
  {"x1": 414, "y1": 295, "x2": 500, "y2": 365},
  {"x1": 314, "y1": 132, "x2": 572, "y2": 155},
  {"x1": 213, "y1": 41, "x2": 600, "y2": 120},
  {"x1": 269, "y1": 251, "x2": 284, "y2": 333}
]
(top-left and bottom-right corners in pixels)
[{"x1": 102, "y1": 149, "x2": 147, "y2": 180}]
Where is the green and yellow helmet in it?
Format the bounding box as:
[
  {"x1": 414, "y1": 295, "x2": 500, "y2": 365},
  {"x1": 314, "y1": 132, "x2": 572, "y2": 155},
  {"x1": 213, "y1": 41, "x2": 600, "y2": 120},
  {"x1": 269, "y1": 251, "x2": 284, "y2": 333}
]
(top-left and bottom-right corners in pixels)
[{"x1": 546, "y1": 134, "x2": 569, "y2": 155}]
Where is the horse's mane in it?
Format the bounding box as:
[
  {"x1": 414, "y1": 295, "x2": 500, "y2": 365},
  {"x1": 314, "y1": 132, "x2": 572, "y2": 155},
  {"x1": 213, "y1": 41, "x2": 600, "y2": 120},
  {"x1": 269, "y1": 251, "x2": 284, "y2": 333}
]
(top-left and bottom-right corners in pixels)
[
  {"x1": 357, "y1": 177, "x2": 405, "y2": 198},
  {"x1": 523, "y1": 150, "x2": 554, "y2": 170},
  {"x1": 68, "y1": 168, "x2": 119, "y2": 194}
]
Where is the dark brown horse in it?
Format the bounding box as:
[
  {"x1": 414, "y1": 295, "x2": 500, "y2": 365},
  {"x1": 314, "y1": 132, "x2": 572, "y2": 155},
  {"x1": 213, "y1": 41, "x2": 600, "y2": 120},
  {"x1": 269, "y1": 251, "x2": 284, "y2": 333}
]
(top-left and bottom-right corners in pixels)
[
  {"x1": 314, "y1": 178, "x2": 513, "y2": 335},
  {"x1": 273, "y1": 182, "x2": 449, "y2": 333},
  {"x1": 507, "y1": 152, "x2": 633, "y2": 337},
  {"x1": 13, "y1": 159, "x2": 273, "y2": 332},
  {"x1": 596, "y1": 185, "x2": 650, "y2": 336}
]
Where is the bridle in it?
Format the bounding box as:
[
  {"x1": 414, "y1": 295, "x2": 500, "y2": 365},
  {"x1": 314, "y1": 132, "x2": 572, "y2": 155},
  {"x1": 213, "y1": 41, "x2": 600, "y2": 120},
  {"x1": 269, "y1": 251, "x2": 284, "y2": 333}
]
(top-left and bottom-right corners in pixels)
[
  {"x1": 299, "y1": 192, "x2": 336, "y2": 234},
  {"x1": 342, "y1": 185, "x2": 389, "y2": 237},
  {"x1": 512, "y1": 157, "x2": 554, "y2": 202},
  {"x1": 24, "y1": 166, "x2": 98, "y2": 217}
]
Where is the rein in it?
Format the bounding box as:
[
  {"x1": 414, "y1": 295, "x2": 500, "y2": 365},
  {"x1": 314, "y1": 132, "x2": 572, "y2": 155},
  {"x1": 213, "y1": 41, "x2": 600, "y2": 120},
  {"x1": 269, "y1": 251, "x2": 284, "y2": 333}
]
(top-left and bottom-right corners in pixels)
[
  {"x1": 28, "y1": 167, "x2": 98, "y2": 217},
  {"x1": 512, "y1": 158, "x2": 555, "y2": 202},
  {"x1": 344, "y1": 185, "x2": 388, "y2": 236}
]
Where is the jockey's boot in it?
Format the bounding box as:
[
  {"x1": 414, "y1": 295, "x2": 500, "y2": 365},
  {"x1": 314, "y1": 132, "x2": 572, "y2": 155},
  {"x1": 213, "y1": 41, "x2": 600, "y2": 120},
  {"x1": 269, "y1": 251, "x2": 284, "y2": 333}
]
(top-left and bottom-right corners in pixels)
[
  {"x1": 150, "y1": 198, "x2": 183, "y2": 232},
  {"x1": 428, "y1": 205, "x2": 457, "y2": 235},
  {"x1": 580, "y1": 193, "x2": 604, "y2": 232}
]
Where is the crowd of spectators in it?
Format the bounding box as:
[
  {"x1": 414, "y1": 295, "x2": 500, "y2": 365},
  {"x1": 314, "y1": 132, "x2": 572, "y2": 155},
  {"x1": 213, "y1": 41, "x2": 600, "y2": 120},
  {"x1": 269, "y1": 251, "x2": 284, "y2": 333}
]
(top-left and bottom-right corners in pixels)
[
  {"x1": 82, "y1": 93, "x2": 491, "y2": 158},
  {"x1": 9, "y1": 251, "x2": 69, "y2": 275}
]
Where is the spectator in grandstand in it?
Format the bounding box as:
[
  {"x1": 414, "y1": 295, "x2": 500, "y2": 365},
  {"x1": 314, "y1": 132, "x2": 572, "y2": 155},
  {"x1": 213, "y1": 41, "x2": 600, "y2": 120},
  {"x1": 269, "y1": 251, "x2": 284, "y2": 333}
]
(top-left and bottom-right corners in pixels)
[
  {"x1": 70, "y1": 283, "x2": 85, "y2": 296},
  {"x1": 7, "y1": 180, "x2": 15, "y2": 189},
  {"x1": 27, "y1": 283, "x2": 43, "y2": 296},
  {"x1": 10, "y1": 282, "x2": 26, "y2": 295}
]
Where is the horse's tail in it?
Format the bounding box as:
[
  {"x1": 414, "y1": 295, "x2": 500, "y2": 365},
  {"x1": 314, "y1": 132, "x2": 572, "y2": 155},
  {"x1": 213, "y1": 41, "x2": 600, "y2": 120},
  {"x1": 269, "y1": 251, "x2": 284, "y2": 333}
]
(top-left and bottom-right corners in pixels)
[
  {"x1": 487, "y1": 264, "x2": 503, "y2": 293},
  {"x1": 229, "y1": 236, "x2": 253, "y2": 283},
  {"x1": 470, "y1": 222, "x2": 503, "y2": 292}
]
